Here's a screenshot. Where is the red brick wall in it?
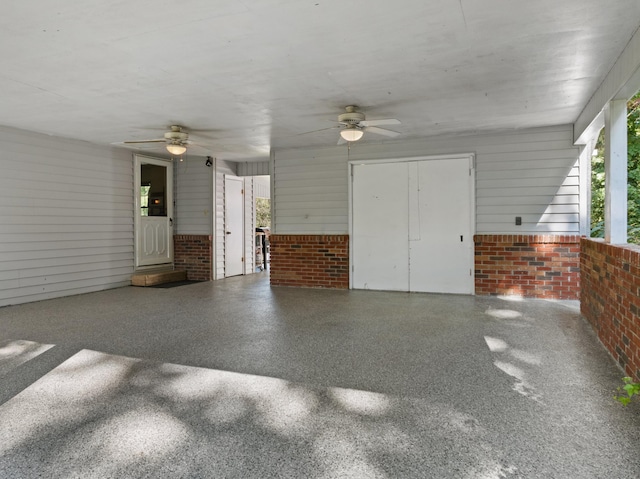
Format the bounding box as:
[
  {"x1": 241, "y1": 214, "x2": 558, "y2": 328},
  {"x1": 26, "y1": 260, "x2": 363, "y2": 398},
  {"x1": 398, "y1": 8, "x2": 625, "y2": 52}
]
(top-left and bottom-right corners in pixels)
[
  {"x1": 173, "y1": 235, "x2": 212, "y2": 281},
  {"x1": 474, "y1": 234, "x2": 580, "y2": 299},
  {"x1": 581, "y1": 238, "x2": 640, "y2": 381},
  {"x1": 269, "y1": 235, "x2": 349, "y2": 288}
]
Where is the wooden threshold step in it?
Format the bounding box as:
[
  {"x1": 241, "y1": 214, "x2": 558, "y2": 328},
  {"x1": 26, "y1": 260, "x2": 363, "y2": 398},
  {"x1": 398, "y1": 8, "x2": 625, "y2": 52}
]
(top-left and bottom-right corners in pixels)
[{"x1": 131, "y1": 269, "x2": 187, "y2": 287}]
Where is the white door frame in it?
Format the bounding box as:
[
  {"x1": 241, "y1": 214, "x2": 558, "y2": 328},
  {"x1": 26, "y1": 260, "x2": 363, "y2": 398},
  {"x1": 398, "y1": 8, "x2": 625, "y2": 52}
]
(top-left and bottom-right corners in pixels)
[
  {"x1": 348, "y1": 153, "x2": 476, "y2": 293},
  {"x1": 134, "y1": 154, "x2": 174, "y2": 269}
]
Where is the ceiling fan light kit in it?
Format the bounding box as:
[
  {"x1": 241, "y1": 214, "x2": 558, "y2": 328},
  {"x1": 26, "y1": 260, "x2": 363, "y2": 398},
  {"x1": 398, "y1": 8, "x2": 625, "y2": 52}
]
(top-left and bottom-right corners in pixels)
[
  {"x1": 335, "y1": 105, "x2": 400, "y2": 144},
  {"x1": 166, "y1": 143, "x2": 187, "y2": 155},
  {"x1": 123, "y1": 125, "x2": 191, "y2": 157},
  {"x1": 340, "y1": 127, "x2": 364, "y2": 142}
]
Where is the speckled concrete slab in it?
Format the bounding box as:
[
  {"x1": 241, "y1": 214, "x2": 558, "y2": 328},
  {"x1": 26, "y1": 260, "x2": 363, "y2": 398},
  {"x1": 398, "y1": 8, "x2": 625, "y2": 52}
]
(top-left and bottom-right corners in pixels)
[
  {"x1": 0, "y1": 277, "x2": 639, "y2": 478},
  {"x1": 0, "y1": 339, "x2": 54, "y2": 377},
  {"x1": 0, "y1": 345, "x2": 637, "y2": 479},
  {"x1": 0, "y1": 349, "x2": 526, "y2": 478}
]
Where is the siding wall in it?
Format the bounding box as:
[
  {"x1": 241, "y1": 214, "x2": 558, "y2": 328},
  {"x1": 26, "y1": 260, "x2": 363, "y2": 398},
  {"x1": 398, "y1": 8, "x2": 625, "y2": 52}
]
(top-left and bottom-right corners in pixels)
[
  {"x1": 0, "y1": 126, "x2": 133, "y2": 307},
  {"x1": 272, "y1": 125, "x2": 581, "y2": 235},
  {"x1": 174, "y1": 156, "x2": 213, "y2": 235},
  {"x1": 254, "y1": 176, "x2": 271, "y2": 199},
  {"x1": 237, "y1": 161, "x2": 269, "y2": 177}
]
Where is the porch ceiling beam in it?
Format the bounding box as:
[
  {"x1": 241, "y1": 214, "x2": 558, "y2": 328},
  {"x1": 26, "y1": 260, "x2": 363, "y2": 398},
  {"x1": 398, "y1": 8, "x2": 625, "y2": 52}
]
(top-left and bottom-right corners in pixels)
[{"x1": 575, "y1": 25, "x2": 640, "y2": 145}]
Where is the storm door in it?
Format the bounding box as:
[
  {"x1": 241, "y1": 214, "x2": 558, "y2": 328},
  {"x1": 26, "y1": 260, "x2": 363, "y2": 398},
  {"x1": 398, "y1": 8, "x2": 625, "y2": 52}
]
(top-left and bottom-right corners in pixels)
[{"x1": 135, "y1": 155, "x2": 174, "y2": 268}]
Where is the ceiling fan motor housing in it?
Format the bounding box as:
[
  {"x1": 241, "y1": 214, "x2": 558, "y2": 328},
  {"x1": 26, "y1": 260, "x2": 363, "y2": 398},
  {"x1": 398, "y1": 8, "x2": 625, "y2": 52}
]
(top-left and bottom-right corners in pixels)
[
  {"x1": 164, "y1": 129, "x2": 189, "y2": 142},
  {"x1": 339, "y1": 105, "x2": 365, "y2": 125}
]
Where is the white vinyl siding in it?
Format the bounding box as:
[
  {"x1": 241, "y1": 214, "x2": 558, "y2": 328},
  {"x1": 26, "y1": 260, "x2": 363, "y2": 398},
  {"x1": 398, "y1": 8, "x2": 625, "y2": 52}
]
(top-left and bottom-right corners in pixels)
[
  {"x1": 272, "y1": 125, "x2": 580, "y2": 235},
  {"x1": 0, "y1": 126, "x2": 133, "y2": 307},
  {"x1": 254, "y1": 176, "x2": 270, "y2": 199},
  {"x1": 174, "y1": 157, "x2": 213, "y2": 235},
  {"x1": 271, "y1": 152, "x2": 349, "y2": 234},
  {"x1": 237, "y1": 161, "x2": 269, "y2": 177}
]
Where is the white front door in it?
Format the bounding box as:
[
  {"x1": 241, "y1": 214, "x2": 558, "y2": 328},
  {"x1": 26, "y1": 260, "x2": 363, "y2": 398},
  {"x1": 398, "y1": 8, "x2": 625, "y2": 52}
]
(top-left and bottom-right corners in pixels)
[
  {"x1": 351, "y1": 156, "x2": 474, "y2": 294},
  {"x1": 224, "y1": 176, "x2": 244, "y2": 277},
  {"x1": 135, "y1": 155, "x2": 174, "y2": 268}
]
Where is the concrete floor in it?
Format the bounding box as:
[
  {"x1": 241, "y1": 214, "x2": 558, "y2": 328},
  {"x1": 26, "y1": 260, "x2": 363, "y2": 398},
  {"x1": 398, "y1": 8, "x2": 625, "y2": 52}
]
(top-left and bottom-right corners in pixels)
[{"x1": 0, "y1": 273, "x2": 639, "y2": 478}]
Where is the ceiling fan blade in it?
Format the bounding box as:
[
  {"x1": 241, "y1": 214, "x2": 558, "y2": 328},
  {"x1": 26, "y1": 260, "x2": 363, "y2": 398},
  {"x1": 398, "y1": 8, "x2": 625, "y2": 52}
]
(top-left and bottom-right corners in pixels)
[
  {"x1": 184, "y1": 127, "x2": 219, "y2": 133},
  {"x1": 364, "y1": 126, "x2": 401, "y2": 137},
  {"x1": 337, "y1": 136, "x2": 347, "y2": 146},
  {"x1": 123, "y1": 139, "x2": 166, "y2": 144},
  {"x1": 136, "y1": 144, "x2": 166, "y2": 150},
  {"x1": 359, "y1": 118, "x2": 401, "y2": 127},
  {"x1": 180, "y1": 143, "x2": 210, "y2": 154},
  {"x1": 296, "y1": 126, "x2": 340, "y2": 136}
]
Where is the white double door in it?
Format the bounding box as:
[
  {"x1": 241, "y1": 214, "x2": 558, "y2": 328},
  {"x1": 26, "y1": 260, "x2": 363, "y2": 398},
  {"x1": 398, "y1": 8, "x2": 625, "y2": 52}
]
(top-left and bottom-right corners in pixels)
[{"x1": 351, "y1": 156, "x2": 474, "y2": 294}]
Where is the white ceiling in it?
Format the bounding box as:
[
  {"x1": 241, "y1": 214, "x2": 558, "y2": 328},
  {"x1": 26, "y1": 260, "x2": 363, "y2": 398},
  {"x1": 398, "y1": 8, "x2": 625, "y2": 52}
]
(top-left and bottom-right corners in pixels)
[{"x1": 2, "y1": 1, "x2": 639, "y2": 160}]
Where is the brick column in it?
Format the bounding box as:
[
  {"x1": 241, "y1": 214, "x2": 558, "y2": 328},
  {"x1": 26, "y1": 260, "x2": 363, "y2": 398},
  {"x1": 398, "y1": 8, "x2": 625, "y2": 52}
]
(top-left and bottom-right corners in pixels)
[
  {"x1": 269, "y1": 235, "x2": 349, "y2": 288},
  {"x1": 581, "y1": 238, "x2": 640, "y2": 380},
  {"x1": 173, "y1": 235, "x2": 212, "y2": 281},
  {"x1": 474, "y1": 234, "x2": 580, "y2": 299}
]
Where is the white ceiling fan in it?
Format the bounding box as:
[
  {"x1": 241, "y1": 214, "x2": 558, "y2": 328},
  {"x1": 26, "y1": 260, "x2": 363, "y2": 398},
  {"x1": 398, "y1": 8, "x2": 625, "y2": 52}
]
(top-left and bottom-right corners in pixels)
[
  {"x1": 302, "y1": 105, "x2": 401, "y2": 144},
  {"x1": 123, "y1": 125, "x2": 192, "y2": 155}
]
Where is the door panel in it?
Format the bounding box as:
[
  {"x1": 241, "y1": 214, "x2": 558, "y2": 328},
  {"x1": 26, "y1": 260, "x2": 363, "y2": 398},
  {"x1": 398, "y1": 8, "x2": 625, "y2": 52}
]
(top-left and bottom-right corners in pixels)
[
  {"x1": 136, "y1": 157, "x2": 173, "y2": 267},
  {"x1": 352, "y1": 162, "x2": 409, "y2": 291},
  {"x1": 409, "y1": 158, "x2": 473, "y2": 294},
  {"x1": 225, "y1": 176, "x2": 244, "y2": 277}
]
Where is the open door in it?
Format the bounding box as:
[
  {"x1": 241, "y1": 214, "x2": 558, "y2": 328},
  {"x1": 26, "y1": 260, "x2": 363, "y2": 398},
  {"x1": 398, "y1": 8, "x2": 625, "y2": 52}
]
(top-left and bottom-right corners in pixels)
[
  {"x1": 224, "y1": 176, "x2": 244, "y2": 277},
  {"x1": 135, "y1": 155, "x2": 174, "y2": 268}
]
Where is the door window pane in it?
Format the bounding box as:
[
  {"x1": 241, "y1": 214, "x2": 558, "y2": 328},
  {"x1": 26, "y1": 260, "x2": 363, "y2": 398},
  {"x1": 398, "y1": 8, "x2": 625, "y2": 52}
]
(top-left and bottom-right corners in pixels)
[{"x1": 140, "y1": 164, "x2": 167, "y2": 216}]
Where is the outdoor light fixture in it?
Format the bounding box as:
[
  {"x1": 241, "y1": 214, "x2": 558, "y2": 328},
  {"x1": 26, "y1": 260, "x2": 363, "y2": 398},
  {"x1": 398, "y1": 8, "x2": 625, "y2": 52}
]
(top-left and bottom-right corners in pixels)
[
  {"x1": 340, "y1": 127, "x2": 364, "y2": 142},
  {"x1": 166, "y1": 143, "x2": 187, "y2": 156}
]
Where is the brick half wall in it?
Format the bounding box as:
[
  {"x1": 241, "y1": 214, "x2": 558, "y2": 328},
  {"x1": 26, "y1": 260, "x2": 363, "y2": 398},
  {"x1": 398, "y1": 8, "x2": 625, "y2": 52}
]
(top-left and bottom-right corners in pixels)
[
  {"x1": 581, "y1": 238, "x2": 640, "y2": 381},
  {"x1": 269, "y1": 235, "x2": 349, "y2": 288},
  {"x1": 474, "y1": 234, "x2": 580, "y2": 299},
  {"x1": 174, "y1": 235, "x2": 212, "y2": 281}
]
